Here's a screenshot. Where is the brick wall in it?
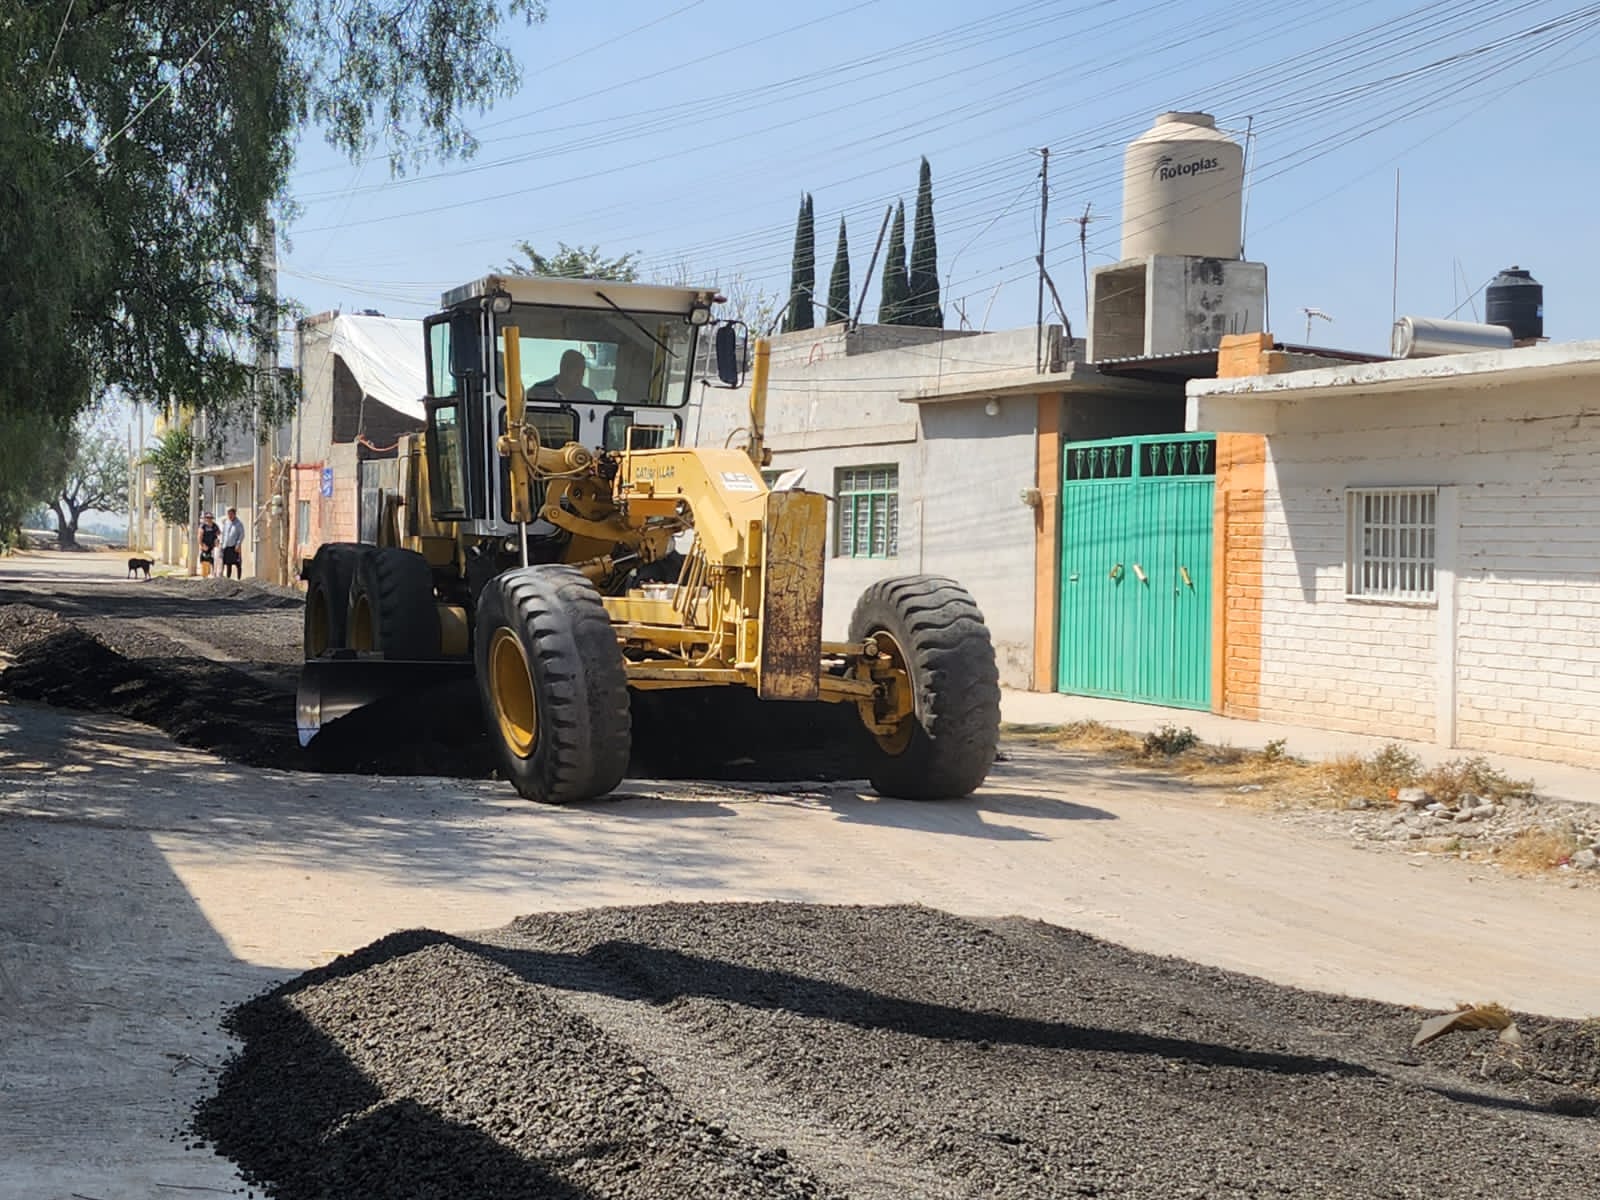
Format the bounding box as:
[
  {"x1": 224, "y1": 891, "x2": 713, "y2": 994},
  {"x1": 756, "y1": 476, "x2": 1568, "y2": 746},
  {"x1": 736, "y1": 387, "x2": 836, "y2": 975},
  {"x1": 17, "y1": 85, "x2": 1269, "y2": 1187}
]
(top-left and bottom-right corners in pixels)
[{"x1": 1256, "y1": 374, "x2": 1600, "y2": 765}]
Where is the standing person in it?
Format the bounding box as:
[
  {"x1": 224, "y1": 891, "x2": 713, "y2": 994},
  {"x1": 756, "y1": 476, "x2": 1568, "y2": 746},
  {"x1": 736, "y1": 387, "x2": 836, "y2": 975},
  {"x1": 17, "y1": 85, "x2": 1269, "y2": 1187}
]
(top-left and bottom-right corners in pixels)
[
  {"x1": 197, "y1": 513, "x2": 219, "y2": 578},
  {"x1": 220, "y1": 507, "x2": 245, "y2": 579}
]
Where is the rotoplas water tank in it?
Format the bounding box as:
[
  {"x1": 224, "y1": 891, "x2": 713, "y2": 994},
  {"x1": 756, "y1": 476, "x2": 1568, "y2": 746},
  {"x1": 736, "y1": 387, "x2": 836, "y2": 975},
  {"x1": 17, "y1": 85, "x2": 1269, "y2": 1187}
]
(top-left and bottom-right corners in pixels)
[
  {"x1": 1485, "y1": 266, "x2": 1542, "y2": 343},
  {"x1": 1120, "y1": 112, "x2": 1244, "y2": 261}
]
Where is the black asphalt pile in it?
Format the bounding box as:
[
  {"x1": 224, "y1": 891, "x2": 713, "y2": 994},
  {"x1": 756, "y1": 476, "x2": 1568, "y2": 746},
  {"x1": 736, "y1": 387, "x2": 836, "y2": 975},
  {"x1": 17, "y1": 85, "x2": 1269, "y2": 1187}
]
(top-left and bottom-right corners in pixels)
[
  {"x1": 197, "y1": 904, "x2": 1598, "y2": 1200},
  {"x1": 195, "y1": 930, "x2": 834, "y2": 1200},
  {"x1": 0, "y1": 602, "x2": 72, "y2": 652},
  {"x1": 0, "y1": 616, "x2": 495, "y2": 777},
  {"x1": 0, "y1": 585, "x2": 865, "y2": 785},
  {"x1": 2, "y1": 625, "x2": 303, "y2": 766}
]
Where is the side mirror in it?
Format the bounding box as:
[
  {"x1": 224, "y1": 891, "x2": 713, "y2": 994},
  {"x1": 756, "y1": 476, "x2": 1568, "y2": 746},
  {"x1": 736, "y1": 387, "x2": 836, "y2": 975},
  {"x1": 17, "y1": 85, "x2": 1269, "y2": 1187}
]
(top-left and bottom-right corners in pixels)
[
  {"x1": 714, "y1": 322, "x2": 746, "y2": 387},
  {"x1": 449, "y1": 310, "x2": 480, "y2": 379}
]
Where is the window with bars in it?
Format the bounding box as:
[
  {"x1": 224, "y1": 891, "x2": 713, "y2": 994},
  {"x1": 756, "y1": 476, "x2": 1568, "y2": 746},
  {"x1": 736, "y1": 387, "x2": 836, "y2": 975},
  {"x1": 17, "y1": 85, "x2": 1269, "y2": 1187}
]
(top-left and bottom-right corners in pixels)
[
  {"x1": 1346, "y1": 488, "x2": 1437, "y2": 602},
  {"x1": 836, "y1": 465, "x2": 899, "y2": 558}
]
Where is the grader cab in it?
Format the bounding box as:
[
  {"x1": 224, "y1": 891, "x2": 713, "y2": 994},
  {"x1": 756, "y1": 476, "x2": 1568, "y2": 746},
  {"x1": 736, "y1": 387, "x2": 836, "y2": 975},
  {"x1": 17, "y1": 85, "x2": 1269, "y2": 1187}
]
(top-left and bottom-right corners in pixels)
[{"x1": 298, "y1": 273, "x2": 1000, "y2": 802}]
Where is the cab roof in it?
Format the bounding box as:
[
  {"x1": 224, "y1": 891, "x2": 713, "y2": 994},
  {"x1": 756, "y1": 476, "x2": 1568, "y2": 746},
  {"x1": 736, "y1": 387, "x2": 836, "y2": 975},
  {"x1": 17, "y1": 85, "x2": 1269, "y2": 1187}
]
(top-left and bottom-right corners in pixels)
[{"x1": 440, "y1": 273, "x2": 724, "y2": 316}]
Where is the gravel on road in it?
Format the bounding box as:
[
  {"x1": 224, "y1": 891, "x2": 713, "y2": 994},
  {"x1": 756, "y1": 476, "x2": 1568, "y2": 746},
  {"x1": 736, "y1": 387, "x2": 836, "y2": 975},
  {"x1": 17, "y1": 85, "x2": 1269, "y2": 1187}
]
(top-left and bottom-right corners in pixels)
[{"x1": 196, "y1": 903, "x2": 1600, "y2": 1200}]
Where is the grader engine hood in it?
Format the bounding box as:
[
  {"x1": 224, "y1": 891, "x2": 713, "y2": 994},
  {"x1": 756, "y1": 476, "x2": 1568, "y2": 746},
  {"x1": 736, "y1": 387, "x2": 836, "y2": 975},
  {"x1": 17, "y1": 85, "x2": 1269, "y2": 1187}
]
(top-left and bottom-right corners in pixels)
[{"x1": 619, "y1": 447, "x2": 827, "y2": 700}]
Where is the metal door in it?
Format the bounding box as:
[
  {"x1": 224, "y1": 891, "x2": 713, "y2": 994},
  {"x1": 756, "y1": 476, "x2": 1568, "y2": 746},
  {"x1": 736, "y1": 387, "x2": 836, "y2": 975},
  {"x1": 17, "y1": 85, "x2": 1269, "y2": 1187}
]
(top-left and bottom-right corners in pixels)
[{"x1": 1057, "y1": 434, "x2": 1214, "y2": 709}]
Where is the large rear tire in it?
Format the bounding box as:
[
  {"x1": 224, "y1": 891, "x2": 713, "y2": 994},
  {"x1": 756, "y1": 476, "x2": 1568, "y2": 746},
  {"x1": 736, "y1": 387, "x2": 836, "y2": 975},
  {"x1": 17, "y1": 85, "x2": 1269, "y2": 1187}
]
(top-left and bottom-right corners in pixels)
[
  {"x1": 303, "y1": 543, "x2": 366, "y2": 658},
  {"x1": 347, "y1": 547, "x2": 441, "y2": 659},
  {"x1": 475, "y1": 566, "x2": 631, "y2": 803},
  {"x1": 848, "y1": 575, "x2": 1000, "y2": 800}
]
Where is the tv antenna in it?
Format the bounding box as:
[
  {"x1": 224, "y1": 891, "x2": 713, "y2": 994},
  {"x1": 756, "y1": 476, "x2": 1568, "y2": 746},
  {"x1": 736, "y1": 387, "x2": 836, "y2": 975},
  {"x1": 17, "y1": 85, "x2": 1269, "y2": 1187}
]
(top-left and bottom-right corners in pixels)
[
  {"x1": 1301, "y1": 306, "x2": 1333, "y2": 343},
  {"x1": 1071, "y1": 203, "x2": 1098, "y2": 328}
]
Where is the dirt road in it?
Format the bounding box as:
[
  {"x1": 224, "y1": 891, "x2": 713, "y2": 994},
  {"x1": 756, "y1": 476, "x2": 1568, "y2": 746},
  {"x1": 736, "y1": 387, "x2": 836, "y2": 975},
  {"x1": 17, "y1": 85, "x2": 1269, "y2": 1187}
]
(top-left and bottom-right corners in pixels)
[{"x1": 3, "y1": 559, "x2": 1599, "y2": 1196}]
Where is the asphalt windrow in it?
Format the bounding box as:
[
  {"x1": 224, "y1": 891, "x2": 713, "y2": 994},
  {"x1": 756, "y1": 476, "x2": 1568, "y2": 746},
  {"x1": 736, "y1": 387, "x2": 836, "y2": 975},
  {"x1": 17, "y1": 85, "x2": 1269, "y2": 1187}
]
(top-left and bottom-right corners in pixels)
[{"x1": 195, "y1": 903, "x2": 1599, "y2": 1200}]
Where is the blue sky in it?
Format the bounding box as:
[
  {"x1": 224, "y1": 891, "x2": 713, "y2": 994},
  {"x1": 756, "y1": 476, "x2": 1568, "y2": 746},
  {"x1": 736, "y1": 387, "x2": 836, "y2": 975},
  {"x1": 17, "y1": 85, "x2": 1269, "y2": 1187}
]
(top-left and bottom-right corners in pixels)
[{"x1": 278, "y1": 0, "x2": 1600, "y2": 357}]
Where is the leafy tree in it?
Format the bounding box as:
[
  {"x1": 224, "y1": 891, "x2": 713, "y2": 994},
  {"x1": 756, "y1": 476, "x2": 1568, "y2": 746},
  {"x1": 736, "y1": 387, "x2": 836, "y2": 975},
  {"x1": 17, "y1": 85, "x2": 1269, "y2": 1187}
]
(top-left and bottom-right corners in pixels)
[
  {"x1": 908, "y1": 157, "x2": 943, "y2": 327},
  {"x1": 878, "y1": 201, "x2": 910, "y2": 325},
  {"x1": 1, "y1": 0, "x2": 548, "y2": 478},
  {"x1": 0, "y1": 414, "x2": 71, "y2": 552},
  {"x1": 146, "y1": 428, "x2": 199, "y2": 528},
  {"x1": 502, "y1": 241, "x2": 641, "y2": 280},
  {"x1": 46, "y1": 422, "x2": 130, "y2": 550},
  {"x1": 826, "y1": 217, "x2": 851, "y2": 325},
  {"x1": 784, "y1": 194, "x2": 816, "y2": 333}
]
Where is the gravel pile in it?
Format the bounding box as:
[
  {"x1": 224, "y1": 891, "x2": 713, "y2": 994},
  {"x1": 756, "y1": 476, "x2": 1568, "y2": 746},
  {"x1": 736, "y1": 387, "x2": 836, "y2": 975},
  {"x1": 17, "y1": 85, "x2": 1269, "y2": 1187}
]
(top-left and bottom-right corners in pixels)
[
  {"x1": 0, "y1": 579, "x2": 863, "y2": 784},
  {"x1": 197, "y1": 904, "x2": 1599, "y2": 1200},
  {"x1": 196, "y1": 930, "x2": 833, "y2": 1200},
  {"x1": 0, "y1": 603, "x2": 72, "y2": 654}
]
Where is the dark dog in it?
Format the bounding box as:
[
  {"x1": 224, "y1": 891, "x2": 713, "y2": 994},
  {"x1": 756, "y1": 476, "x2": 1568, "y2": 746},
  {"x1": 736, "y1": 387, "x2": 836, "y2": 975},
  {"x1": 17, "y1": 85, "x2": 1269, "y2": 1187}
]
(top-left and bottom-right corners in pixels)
[{"x1": 127, "y1": 557, "x2": 152, "y2": 580}]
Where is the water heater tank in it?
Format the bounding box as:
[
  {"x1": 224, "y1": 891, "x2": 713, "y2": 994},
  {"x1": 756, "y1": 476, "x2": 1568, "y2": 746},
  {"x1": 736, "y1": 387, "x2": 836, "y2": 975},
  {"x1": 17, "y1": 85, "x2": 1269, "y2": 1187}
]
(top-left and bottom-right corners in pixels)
[
  {"x1": 1120, "y1": 112, "x2": 1244, "y2": 261},
  {"x1": 1391, "y1": 316, "x2": 1513, "y2": 359},
  {"x1": 1485, "y1": 266, "x2": 1543, "y2": 343}
]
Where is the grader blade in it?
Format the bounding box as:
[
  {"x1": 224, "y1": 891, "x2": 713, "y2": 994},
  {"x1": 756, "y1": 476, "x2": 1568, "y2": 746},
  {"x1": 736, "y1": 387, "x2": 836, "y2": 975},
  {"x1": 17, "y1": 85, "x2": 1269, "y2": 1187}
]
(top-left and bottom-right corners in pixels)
[{"x1": 296, "y1": 656, "x2": 475, "y2": 746}]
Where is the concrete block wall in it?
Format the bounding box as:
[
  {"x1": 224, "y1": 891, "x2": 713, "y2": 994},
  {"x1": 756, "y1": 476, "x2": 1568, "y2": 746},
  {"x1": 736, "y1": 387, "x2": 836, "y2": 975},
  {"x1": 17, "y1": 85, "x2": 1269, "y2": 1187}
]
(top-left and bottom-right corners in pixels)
[
  {"x1": 1251, "y1": 376, "x2": 1600, "y2": 765},
  {"x1": 1255, "y1": 485, "x2": 1439, "y2": 742}
]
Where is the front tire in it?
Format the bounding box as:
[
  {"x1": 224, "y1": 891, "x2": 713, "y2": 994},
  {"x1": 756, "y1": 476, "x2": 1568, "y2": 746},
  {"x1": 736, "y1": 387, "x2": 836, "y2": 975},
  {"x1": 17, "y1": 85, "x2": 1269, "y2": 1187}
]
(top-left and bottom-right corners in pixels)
[
  {"x1": 347, "y1": 547, "x2": 440, "y2": 658},
  {"x1": 303, "y1": 543, "x2": 366, "y2": 658},
  {"x1": 475, "y1": 566, "x2": 631, "y2": 803},
  {"x1": 848, "y1": 576, "x2": 1000, "y2": 799}
]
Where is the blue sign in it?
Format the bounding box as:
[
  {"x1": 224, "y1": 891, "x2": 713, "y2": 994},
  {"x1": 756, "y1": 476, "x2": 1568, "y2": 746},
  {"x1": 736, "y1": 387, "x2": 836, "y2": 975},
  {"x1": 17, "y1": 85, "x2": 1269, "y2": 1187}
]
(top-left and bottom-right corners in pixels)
[{"x1": 319, "y1": 468, "x2": 334, "y2": 498}]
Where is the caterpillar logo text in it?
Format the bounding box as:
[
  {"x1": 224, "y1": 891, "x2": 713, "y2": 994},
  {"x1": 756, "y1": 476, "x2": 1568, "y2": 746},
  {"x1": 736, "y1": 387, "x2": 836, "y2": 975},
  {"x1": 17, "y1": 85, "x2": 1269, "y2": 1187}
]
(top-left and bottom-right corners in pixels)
[{"x1": 1153, "y1": 154, "x2": 1221, "y2": 182}]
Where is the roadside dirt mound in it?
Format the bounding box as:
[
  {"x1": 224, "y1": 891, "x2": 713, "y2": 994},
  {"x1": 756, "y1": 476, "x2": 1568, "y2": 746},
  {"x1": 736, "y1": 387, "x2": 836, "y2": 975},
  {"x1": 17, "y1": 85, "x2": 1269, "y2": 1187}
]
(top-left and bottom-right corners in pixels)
[
  {"x1": 194, "y1": 904, "x2": 1598, "y2": 1200},
  {"x1": 0, "y1": 602, "x2": 73, "y2": 653},
  {"x1": 0, "y1": 626, "x2": 495, "y2": 777},
  {"x1": 2, "y1": 627, "x2": 304, "y2": 766},
  {"x1": 0, "y1": 614, "x2": 862, "y2": 785}
]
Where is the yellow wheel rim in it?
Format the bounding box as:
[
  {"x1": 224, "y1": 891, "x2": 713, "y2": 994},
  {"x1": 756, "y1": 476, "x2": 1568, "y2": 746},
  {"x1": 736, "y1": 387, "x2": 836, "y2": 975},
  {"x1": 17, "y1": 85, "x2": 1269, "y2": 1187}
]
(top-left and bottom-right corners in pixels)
[
  {"x1": 489, "y1": 628, "x2": 538, "y2": 758},
  {"x1": 349, "y1": 593, "x2": 374, "y2": 651},
  {"x1": 869, "y1": 630, "x2": 917, "y2": 756},
  {"x1": 306, "y1": 587, "x2": 330, "y2": 657}
]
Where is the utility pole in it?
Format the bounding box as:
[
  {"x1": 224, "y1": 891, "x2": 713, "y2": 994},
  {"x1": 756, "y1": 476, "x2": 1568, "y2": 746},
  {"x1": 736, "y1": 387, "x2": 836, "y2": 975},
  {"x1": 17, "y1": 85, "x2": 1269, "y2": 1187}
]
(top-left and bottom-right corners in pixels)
[
  {"x1": 1034, "y1": 147, "x2": 1049, "y2": 373},
  {"x1": 1391, "y1": 169, "x2": 1401, "y2": 328},
  {"x1": 851, "y1": 204, "x2": 894, "y2": 331}
]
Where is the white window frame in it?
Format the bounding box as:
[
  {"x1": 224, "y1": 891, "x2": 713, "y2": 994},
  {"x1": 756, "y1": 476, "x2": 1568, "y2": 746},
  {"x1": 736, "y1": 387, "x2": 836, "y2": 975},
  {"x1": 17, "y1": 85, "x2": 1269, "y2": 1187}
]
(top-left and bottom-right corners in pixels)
[
  {"x1": 1345, "y1": 486, "x2": 1438, "y2": 604},
  {"x1": 835, "y1": 465, "x2": 900, "y2": 559}
]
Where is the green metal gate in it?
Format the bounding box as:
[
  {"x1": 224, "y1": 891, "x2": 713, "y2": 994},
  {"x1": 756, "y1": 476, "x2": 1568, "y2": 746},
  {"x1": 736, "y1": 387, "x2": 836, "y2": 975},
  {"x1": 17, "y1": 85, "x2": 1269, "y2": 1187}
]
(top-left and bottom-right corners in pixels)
[{"x1": 1057, "y1": 434, "x2": 1215, "y2": 709}]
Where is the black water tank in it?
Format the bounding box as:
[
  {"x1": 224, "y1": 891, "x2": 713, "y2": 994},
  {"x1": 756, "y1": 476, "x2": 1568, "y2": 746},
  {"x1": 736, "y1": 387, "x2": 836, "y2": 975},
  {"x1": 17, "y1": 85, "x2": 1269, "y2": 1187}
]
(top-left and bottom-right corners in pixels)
[{"x1": 1485, "y1": 266, "x2": 1543, "y2": 342}]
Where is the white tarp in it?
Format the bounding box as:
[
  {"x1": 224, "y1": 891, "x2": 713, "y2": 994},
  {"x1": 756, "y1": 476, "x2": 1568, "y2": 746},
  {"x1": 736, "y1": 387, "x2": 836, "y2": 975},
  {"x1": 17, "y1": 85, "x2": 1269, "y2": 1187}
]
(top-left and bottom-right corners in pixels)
[{"x1": 328, "y1": 315, "x2": 427, "y2": 421}]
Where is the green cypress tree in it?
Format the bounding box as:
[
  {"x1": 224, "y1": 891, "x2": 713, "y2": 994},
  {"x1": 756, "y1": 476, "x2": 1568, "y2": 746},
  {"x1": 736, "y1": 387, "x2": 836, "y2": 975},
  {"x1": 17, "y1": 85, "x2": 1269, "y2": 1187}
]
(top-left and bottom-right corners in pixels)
[
  {"x1": 826, "y1": 217, "x2": 851, "y2": 325},
  {"x1": 878, "y1": 200, "x2": 909, "y2": 325},
  {"x1": 784, "y1": 193, "x2": 816, "y2": 333},
  {"x1": 908, "y1": 156, "x2": 943, "y2": 327}
]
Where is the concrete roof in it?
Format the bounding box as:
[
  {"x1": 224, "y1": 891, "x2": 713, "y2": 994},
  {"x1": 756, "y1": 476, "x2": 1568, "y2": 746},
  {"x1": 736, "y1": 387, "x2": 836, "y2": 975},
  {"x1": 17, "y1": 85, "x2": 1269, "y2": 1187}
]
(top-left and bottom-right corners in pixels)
[
  {"x1": 1189, "y1": 339, "x2": 1600, "y2": 401},
  {"x1": 898, "y1": 359, "x2": 1170, "y2": 405}
]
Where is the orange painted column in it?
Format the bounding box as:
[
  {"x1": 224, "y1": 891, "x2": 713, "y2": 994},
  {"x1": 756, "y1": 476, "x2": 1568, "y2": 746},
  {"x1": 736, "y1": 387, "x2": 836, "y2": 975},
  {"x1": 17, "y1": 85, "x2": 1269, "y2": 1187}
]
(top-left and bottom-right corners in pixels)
[
  {"x1": 1212, "y1": 435, "x2": 1265, "y2": 716},
  {"x1": 1209, "y1": 334, "x2": 1279, "y2": 717},
  {"x1": 1033, "y1": 392, "x2": 1063, "y2": 692}
]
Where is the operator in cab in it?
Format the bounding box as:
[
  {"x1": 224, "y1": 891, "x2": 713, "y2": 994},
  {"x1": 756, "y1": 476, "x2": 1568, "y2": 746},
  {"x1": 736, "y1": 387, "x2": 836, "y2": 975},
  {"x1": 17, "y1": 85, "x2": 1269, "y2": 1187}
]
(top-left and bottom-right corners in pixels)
[{"x1": 534, "y1": 349, "x2": 599, "y2": 405}]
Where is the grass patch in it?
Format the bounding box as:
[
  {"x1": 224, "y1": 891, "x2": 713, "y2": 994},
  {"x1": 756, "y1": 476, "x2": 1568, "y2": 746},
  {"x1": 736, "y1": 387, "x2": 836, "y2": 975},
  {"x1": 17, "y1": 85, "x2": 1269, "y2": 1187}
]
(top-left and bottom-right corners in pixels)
[{"x1": 1494, "y1": 827, "x2": 1585, "y2": 873}]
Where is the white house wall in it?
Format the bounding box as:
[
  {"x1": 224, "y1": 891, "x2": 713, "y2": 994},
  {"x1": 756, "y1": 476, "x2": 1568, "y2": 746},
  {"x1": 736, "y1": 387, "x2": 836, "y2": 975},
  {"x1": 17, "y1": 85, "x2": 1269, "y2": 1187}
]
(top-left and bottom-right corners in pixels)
[
  {"x1": 689, "y1": 326, "x2": 1043, "y2": 687},
  {"x1": 1254, "y1": 376, "x2": 1600, "y2": 765}
]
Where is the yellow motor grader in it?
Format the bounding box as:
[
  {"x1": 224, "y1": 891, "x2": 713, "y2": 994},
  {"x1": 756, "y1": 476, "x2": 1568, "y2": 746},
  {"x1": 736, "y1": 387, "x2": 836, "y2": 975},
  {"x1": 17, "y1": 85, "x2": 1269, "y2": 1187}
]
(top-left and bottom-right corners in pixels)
[{"x1": 298, "y1": 274, "x2": 1000, "y2": 802}]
